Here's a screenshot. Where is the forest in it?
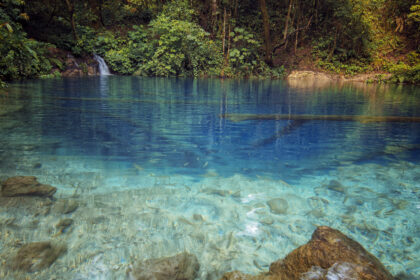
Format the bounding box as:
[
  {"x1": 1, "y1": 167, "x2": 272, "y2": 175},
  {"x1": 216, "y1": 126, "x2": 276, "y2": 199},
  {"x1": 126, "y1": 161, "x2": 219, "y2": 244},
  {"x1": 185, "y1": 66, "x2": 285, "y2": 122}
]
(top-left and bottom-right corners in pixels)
[{"x1": 0, "y1": 0, "x2": 419, "y2": 86}]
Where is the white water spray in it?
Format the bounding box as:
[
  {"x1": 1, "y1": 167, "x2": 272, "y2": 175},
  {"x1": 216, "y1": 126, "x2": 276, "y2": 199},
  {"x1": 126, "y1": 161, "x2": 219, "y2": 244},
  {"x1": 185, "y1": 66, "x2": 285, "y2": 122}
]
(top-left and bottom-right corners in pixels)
[{"x1": 93, "y1": 54, "x2": 111, "y2": 76}]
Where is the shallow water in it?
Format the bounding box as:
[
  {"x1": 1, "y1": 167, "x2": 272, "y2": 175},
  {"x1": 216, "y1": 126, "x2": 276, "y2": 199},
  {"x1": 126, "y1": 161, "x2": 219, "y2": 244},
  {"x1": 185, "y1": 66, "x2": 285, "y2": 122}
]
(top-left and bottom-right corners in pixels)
[{"x1": 0, "y1": 77, "x2": 419, "y2": 279}]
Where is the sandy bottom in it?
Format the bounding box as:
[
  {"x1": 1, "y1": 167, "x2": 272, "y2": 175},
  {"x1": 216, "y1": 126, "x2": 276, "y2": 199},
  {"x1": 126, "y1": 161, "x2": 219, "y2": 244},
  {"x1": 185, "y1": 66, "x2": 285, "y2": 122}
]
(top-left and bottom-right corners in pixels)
[{"x1": 0, "y1": 154, "x2": 419, "y2": 279}]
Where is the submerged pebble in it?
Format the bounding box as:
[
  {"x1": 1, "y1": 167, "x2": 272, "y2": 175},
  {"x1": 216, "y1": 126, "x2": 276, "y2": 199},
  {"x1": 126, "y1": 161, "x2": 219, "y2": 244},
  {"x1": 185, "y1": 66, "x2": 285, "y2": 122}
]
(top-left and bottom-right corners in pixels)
[
  {"x1": 55, "y1": 218, "x2": 73, "y2": 234},
  {"x1": 267, "y1": 198, "x2": 288, "y2": 215},
  {"x1": 326, "y1": 179, "x2": 346, "y2": 194}
]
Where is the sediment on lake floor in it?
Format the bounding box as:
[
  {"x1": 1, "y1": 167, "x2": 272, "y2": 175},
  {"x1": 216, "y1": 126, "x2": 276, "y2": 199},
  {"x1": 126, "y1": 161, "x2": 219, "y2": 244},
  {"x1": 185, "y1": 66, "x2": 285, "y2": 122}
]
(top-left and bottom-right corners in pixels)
[{"x1": 1, "y1": 173, "x2": 415, "y2": 279}]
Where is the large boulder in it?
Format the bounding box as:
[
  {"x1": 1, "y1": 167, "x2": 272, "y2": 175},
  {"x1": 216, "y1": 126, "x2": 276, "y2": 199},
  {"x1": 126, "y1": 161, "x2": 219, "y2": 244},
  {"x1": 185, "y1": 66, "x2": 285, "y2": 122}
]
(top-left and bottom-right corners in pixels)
[
  {"x1": 1, "y1": 176, "x2": 56, "y2": 197},
  {"x1": 269, "y1": 226, "x2": 393, "y2": 280},
  {"x1": 11, "y1": 241, "x2": 66, "y2": 272},
  {"x1": 127, "y1": 252, "x2": 200, "y2": 280},
  {"x1": 221, "y1": 226, "x2": 393, "y2": 280}
]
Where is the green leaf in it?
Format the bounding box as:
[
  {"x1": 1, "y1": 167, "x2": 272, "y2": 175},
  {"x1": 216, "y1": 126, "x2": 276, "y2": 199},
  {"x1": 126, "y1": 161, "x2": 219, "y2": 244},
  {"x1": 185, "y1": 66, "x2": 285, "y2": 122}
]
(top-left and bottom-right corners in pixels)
[{"x1": 5, "y1": 23, "x2": 13, "y2": 33}]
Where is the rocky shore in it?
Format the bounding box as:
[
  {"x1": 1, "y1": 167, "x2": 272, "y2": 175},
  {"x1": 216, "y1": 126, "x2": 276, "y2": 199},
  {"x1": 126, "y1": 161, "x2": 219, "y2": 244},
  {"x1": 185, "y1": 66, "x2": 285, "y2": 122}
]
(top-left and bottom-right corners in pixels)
[
  {"x1": 286, "y1": 71, "x2": 392, "y2": 89},
  {"x1": 47, "y1": 48, "x2": 100, "y2": 77},
  {"x1": 0, "y1": 175, "x2": 398, "y2": 279}
]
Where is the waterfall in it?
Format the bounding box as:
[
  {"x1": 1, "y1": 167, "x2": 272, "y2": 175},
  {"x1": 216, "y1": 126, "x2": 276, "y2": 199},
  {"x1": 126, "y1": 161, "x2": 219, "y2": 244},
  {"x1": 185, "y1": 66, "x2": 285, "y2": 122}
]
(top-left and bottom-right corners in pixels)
[{"x1": 93, "y1": 54, "x2": 111, "y2": 76}]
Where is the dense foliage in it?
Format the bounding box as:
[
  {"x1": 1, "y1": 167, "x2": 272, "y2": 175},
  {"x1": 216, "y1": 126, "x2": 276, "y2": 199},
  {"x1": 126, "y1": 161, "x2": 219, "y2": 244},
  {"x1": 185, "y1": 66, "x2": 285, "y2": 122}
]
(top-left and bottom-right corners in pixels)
[
  {"x1": 0, "y1": 0, "x2": 54, "y2": 85},
  {"x1": 1, "y1": 0, "x2": 419, "y2": 85}
]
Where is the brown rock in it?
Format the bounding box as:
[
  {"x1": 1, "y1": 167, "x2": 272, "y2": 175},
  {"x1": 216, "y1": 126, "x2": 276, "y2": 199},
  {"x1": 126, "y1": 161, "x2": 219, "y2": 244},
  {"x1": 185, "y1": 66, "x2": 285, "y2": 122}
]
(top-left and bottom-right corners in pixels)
[
  {"x1": 1, "y1": 176, "x2": 56, "y2": 197},
  {"x1": 221, "y1": 226, "x2": 393, "y2": 280},
  {"x1": 62, "y1": 68, "x2": 83, "y2": 77},
  {"x1": 127, "y1": 252, "x2": 200, "y2": 280},
  {"x1": 55, "y1": 218, "x2": 73, "y2": 234},
  {"x1": 87, "y1": 65, "x2": 98, "y2": 75},
  {"x1": 11, "y1": 241, "x2": 66, "y2": 272},
  {"x1": 268, "y1": 226, "x2": 393, "y2": 280},
  {"x1": 220, "y1": 271, "x2": 262, "y2": 280}
]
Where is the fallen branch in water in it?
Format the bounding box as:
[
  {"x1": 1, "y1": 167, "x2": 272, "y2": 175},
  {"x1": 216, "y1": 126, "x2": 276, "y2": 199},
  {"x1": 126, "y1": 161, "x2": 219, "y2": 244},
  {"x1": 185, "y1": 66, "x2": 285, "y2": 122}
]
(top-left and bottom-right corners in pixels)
[{"x1": 220, "y1": 114, "x2": 420, "y2": 123}]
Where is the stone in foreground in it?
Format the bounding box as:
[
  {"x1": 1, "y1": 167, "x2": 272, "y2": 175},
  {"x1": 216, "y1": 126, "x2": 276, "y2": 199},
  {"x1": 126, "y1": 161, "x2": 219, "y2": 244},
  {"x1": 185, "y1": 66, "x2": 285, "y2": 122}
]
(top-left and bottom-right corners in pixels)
[
  {"x1": 127, "y1": 252, "x2": 200, "y2": 280},
  {"x1": 221, "y1": 226, "x2": 393, "y2": 280},
  {"x1": 11, "y1": 241, "x2": 66, "y2": 272},
  {"x1": 1, "y1": 176, "x2": 56, "y2": 197}
]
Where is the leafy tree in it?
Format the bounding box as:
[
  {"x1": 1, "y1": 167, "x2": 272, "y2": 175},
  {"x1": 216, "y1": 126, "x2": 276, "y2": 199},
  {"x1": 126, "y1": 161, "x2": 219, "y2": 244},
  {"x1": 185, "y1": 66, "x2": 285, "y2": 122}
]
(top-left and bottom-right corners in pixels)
[{"x1": 0, "y1": 0, "x2": 53, "y2": 82}]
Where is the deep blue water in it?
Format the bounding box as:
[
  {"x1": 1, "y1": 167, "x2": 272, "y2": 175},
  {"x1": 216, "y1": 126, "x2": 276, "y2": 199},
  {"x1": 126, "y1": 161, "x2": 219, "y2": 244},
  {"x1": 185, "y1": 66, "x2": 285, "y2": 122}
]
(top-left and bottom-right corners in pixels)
[{"x1": 2, "y1": 76, "x2": 420, "y2": 181}]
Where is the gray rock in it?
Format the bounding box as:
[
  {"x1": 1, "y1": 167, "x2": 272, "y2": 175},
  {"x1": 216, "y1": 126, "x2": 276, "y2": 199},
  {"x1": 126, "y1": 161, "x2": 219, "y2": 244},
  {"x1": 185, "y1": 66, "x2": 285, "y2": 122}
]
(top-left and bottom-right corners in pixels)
[
  {"x1": 267, "y1": 198, "x2": 288, "y2": 215},
  {"x1": 127, "y1": 252, "x2": 200, "y2": 280},
  {"x1": 1, "y1": 176, "x2": 56, "y2": 197},
  {"x1": 11, "y1": 241, "x2": 66, "y2": 272}
]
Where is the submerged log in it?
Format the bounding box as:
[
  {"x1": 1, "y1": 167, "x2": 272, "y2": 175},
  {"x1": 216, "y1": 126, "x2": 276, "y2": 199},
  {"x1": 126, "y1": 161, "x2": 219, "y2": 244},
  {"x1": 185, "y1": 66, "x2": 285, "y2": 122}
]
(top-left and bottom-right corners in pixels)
[
  {"x1": 221, "y1": 113, "x2": 420, "y2": 123},
  {"x1": 253, "y1": 119, "x2": 306, "y2": 147}
]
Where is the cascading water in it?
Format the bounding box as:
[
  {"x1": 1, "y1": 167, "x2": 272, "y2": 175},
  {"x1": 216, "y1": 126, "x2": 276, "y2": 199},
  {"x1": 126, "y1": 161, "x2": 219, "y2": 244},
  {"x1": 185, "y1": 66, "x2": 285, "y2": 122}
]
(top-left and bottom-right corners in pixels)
[{"x1": 93, "y1": 54, "x2": 111, "y2": 75}]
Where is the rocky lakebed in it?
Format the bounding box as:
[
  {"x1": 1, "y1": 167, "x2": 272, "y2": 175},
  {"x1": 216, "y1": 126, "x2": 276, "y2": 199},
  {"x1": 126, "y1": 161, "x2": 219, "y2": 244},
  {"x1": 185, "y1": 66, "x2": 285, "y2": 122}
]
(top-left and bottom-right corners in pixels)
[{"x1": 0, "y1": 175, "x2": 406, "y2": 280}]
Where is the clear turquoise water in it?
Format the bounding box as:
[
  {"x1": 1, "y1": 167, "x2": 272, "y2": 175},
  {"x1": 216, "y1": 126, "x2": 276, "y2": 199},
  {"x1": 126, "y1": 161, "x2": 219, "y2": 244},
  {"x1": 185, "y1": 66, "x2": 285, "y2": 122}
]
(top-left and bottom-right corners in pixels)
[{"x1": 0, "y1": 77, "x2": 419, "y2": 279}]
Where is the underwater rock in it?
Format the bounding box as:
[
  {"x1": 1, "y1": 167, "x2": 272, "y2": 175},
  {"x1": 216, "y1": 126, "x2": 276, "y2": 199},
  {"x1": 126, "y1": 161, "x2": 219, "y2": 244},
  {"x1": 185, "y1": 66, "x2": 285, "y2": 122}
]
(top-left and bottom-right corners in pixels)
[
  {"x1": 1, "y1": 176, "x2": 56, "y2": 197},
  {"x1": 267, "y1": 198, "x2": 288, "y2": 215},
  {"x1": 127, "y1": 252, "x2": 200, "y2": 280},
  {"x1": 326, "y1": 180, "x2": 346, "y2": 194},
  {"x1": 55, "y1": 218, "x2": 73, "y2": 234},
  {"x1": 269, "y1": 226, "x2": 393, "y2": 280},
  {"x1": 202, "y1": 188, "x2": 231, "y2": 197},
  {"x1": 259, "y1": 217, "x2": 274, "y2": 225},
  {"x1": 53, "y1": 199, "x2": 79, "y2": 214},
  {"x1": 221, "y1": 226, "x2": 393, "y2": 280},
  {"x1": 300, "y1": 263, "x2": 360, "y2": 280},
  {"x1": 220, "y1": 271, "x2": 260, "y2": 280},
  {"x1": 11, "y1": 241, "x2": 66, "y2": 272},
  {"x1": 193, "y1": 214, "x2": 204, "y2": 222}
]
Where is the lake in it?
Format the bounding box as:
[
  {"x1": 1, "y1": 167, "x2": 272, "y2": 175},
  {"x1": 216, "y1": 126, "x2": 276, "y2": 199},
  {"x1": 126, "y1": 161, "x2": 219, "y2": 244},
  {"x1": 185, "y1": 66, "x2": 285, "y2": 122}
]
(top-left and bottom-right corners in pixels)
[{"x1": 0, "y1": 76, "x2": 419, "y2": 279}]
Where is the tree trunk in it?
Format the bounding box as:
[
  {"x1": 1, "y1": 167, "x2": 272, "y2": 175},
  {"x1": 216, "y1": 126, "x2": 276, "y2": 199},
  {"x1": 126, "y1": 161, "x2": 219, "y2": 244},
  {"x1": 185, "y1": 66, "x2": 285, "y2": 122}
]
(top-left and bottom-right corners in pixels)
[
  {"x1": 212, "y1": 0, "x2": 218, "y2": 33},
  {"x1": 328, "y1": 27, "x2": 338, "y2": 61},
  {"x1": 259, "y1": 0, "x2": 273, "y2": 66},
  {"x1": 44, "y1": 0, "x2": 58, "y2": 28},
  {"x1": 283, "y1": 0, "x2": 294, "y2": 41},
  {"x1": 222, "y1": 8, "x2": 226, "y2": 55},
  {"x1": 65, "y1": 0, "x2": 79, "y2": 41},
  {"x1": 98, "y1": 0, "x2": 105, "y2": 27}
]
